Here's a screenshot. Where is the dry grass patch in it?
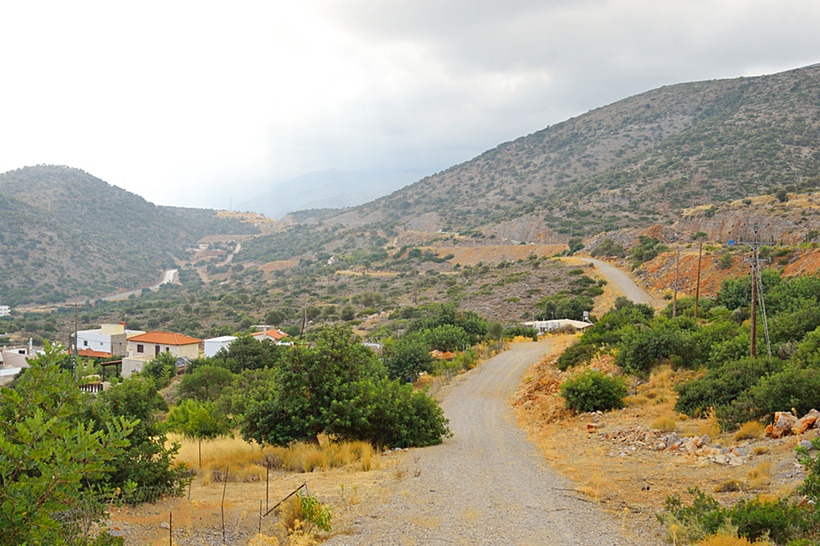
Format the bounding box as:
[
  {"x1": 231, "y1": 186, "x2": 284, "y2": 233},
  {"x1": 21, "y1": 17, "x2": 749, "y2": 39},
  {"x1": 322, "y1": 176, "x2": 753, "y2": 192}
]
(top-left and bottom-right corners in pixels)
[
  {"x1": 695, "y1": 535, "x2": 773, "y2": 546},
  {"x1": 747, "y1": 461, "x2": 771, "y2": 489},
  {"x1": 652, "y1": 415, "x2": 678, "y2": 432},
  {"x1": 169, "y1": 433, "x2": 380, "y2": 482},
  {"x1": 734, "y1": 421, "x2": 765, "y2": 441}
]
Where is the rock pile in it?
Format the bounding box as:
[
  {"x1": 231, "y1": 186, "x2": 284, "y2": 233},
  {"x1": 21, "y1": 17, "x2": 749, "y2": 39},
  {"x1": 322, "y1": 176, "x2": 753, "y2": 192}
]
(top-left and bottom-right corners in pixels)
[
  {"x1": 766, "y1": 409, "x2": 820, "y2": 438},
  {"x1": 598, "y1": 425, "x2": 748, "y2": 465}
]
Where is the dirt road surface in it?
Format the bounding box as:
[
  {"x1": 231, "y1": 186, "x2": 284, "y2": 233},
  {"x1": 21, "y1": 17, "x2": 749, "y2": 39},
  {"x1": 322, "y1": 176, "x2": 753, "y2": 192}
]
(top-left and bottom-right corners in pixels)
[
  {"x1": 327, "y1": 340, "x2": 652, "y2": 546},
  {"x1": 580, "y1": 258, "x2": 659, "y2": 307}
]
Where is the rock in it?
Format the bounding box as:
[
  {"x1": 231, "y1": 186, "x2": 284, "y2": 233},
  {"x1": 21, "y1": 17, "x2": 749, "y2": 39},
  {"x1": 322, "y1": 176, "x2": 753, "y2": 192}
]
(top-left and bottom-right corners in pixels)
[
  {"x1": 655, "y1": 442, "x2": 667, "y2": 451},
  {"x1": 697, "y1": 434, "x2": 710, "y2": 448},
  {"x1": 587, "y1": 423, "x2": 600, "y2": 432},
  {"x1": 160, "y1": 522, "x2": 170, "y2": 530},
  {"x1": 800, "y1": 440, "x2": 814, "y2": 450},
  {"x1": 769, "y1": 412, "x2": 798, "y2": 438},
  {"x1": 793, "y1": 409, "x2": 820, "y2": 435}
]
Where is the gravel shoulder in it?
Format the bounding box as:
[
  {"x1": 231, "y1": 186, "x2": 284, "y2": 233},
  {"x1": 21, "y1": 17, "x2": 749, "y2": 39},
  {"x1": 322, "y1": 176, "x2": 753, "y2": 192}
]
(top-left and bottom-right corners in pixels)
[{"x1": 327, "y1": 341, "x2": 654, "y2": 546}]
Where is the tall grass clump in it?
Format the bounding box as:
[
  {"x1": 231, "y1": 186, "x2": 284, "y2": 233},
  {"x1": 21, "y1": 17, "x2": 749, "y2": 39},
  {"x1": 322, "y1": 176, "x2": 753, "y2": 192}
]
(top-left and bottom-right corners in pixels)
[{"x1": 170, "y1": 433, "x2": 379, "y2": 480}]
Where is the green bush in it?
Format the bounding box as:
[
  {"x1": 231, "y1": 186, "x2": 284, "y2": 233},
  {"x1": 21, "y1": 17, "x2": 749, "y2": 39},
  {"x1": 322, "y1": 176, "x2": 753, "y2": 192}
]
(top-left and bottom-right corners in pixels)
[
  {"x1": 674, "y1": 357, "x2": 782, "y2": 420},
  {"x1": 725, "y1": 364, "x2": 820, "y2": 428},
  {"x1": 658, "y1": 487, "x2": 817, "y2": 544},
  {"x1": 556, "y1": 342, "x2": 599, "y2": 371},
  {"x1": 560, "y1": 370, "x2": 627, "y2": 413}
]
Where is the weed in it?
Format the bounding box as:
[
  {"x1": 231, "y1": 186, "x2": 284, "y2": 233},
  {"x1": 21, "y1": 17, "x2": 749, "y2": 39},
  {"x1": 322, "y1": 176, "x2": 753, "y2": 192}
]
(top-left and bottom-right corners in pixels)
[
  {"x1": 652, "y1": 416, "x2": 678, "y2": 432},
  {"x1": 747, "y1": 462, "x2": 771, "y2": 489},
  {"x1": 735, "y1": 422, "x2": 765, "y2": 441},
  {"x1": 752, "y1": 446, "x2": 770, "y2": 456},
  {"x1": 714, "y1": 479, "x2": 744, "y2": 493}
]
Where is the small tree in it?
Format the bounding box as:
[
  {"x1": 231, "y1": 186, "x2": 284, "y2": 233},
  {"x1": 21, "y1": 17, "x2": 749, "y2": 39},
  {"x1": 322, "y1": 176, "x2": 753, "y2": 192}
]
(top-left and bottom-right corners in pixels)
[
  {"x1": 0, "y1": 342, "x2": 134, "y2": 545},
  {"x1": 166, "y1": 399, "x2": 232, "y2": 468}
]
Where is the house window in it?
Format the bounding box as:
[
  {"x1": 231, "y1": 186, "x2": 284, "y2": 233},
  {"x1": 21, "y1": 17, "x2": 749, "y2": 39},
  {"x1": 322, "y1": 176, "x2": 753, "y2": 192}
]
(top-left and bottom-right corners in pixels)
[
  {"x1": 165, "y1": 347, "x2": 170, "y2": 353},
  {"x1": 83, "y1": 341, "x2": 88, "y2": 347},
  {"x1": 136, "y1": 344, "x2": 144, "y2": 354}
]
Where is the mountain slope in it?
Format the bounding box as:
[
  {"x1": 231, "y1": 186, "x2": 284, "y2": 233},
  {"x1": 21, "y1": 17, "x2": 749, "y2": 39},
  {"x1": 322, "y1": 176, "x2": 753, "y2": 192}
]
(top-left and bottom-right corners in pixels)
[
  {"x1": 327, "y1": 64, "x2": 819, "y2": 238},
  {"x1": 0, "y1": 165, "x2": 257, "y2": 306}
]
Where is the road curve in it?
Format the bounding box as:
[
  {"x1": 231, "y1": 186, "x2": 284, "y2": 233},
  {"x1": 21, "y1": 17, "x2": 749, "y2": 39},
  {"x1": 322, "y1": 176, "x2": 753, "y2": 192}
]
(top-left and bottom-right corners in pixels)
[
  {"x1": 327, "y1": 341, "x2": 649, "y2": 546},
  {"x1": 579, "y1": 258, "x2": 657, "y2": 306}
]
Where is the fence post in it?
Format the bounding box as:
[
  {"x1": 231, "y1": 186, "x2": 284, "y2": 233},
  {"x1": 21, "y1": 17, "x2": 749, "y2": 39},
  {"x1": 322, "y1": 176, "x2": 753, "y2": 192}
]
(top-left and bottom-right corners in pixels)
[
  {"x1": 169, "y1": 511, "x2": 172, "y2": 546},
  {"x1": 221, "y1": 467, "x2": 229, "y2": 545}
]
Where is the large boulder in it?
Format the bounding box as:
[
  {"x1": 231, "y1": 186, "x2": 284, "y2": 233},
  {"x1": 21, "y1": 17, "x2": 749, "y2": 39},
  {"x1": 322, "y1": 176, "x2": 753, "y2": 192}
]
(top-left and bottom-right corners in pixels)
[{"x1": 793, "y1": 409, "x2": 820, "y2": 435}]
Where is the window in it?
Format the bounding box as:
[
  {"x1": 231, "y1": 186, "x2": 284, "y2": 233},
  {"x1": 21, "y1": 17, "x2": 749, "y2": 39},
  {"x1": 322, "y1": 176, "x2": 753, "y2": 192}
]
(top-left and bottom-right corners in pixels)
[
  {"x1": 83, "y1": 340, "x2": 88, "y2": 347},
  {"x1": 136, "y1": 344, "x2": 144, "y2": 354}
]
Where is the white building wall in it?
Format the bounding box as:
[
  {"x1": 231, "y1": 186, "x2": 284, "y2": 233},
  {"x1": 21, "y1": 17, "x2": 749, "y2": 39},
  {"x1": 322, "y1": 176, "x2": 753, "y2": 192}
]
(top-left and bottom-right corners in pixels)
[{"x1": 204, "y1": 336, "x2": 236, "y2": 358}]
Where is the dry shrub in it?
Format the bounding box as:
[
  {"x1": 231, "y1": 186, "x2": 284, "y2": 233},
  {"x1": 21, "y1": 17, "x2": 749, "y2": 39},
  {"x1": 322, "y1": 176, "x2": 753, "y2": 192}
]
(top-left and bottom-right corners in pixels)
[
  {"x1": 735, "y1": 421, "x2": 765, "y2": 441},
  {"x1": 698, "y1": 408, "x2": 721, "y2": 438},
  {"x1": 650, "y1": 365, "x2": 676, "y2": 389},
  {"x1": 249, "y1": 534, "x2": 281, "y2": 546},
  {"x1": 714, "y1": 479, "x2": 744, "y2": 493},
  {"x1": 624, "y1": 394, "x2": 649, "y2": 407},
  {"x1": 752, "y1": 446, "x2": 770, "y2": 456},
  {"x1": 695, "y1": 534, "x2": 772, "y2": 545},
  {"x1": 652, "y1": 415, "x2": 678, "y2": 432},
  {"x1": 748, "y1": 461, "x2": 771, "y2": 489}
]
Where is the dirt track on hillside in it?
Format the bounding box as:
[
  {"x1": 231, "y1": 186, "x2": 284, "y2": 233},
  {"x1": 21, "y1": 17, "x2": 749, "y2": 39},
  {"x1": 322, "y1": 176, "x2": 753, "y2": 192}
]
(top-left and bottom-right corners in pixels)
[{"x1": 326, "y1": 341, "x2": 653, "y2": 546}]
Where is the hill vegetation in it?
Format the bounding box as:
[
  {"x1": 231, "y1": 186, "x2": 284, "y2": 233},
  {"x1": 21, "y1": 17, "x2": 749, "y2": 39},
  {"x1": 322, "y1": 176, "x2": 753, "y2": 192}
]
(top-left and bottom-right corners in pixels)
[{"x1": 0, "y1": 165, "x2": 258, "y2": 306}]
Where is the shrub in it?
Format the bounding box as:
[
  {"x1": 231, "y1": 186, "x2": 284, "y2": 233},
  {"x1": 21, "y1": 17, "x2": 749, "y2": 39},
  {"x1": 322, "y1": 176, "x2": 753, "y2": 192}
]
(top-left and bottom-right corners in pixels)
[
  {"x1": 659, "y1": 487, "x2": 816, "y2": 544},
  {"x1": 557, "y1": 343, "x2": 599, "y2": 371},
  {"x1": 674, "y1": 357, "x2": 782, "y2": 420},
  {"x1": 560, "y1": 370, "x2": 627, "y2": 413},
  {"x1": 725, "y1": 364, "x2": 820, "y2": 428},
  {"x1": 734, "y1": 421, "x2": 765, "y2": 441}
]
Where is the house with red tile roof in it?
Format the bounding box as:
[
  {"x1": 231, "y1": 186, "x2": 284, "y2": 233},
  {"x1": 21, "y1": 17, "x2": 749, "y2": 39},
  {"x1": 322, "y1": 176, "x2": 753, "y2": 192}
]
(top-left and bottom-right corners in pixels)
[
  {"x1": 251, "y1": 329, "x2": 289, "y2": 343},
  {"x1": 122, "y1": 331, "x2": 202, "y2": 378}
]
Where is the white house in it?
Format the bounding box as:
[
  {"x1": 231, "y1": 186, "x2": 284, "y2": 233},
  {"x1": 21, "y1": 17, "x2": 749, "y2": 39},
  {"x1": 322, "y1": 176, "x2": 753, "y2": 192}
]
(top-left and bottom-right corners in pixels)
[
  {"x1": 77, "y1": 323, "x2": 144, "y2": 356},
  {"x1": 122, "y1": 331, "x2": 201, "y2": 378},
  {"x1": 523, "y1": 319, "x2": 594, "y2": 335},
  {"x1": 203, "y1": 335, "x2": 237, "y2": 358},
  {"x1": 0, "y1": 305, "x2": 10, "y2": 317}
]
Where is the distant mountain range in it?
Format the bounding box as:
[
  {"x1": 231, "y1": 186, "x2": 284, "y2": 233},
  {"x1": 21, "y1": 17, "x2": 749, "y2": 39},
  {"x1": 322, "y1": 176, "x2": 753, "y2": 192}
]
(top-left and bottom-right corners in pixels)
[
  {"x1": 4, "y1": 63, "x2": 819, "y2": 306},
  {"x1": 236, "y1": 169, "x2": 427, "y2": 220},
  {"x1": 0, "y1": 166, "x2": 257, "y2": 306}
]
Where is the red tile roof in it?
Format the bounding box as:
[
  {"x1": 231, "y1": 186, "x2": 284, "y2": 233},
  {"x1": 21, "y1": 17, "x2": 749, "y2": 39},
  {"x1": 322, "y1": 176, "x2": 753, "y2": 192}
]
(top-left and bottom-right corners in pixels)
[
  {"x1": 78, "y1": 348, "x2": 113, "y2": 358},
  {"x1": 127, "y1": 331, "x2": 202, "y2": 345},
  {"x1": 252, "y1": 329, "x2": 289, "y2": 341}
]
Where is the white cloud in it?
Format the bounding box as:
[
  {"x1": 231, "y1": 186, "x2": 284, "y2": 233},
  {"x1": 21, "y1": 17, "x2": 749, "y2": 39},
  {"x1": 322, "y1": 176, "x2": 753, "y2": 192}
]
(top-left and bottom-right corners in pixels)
[{"x1": 0, "y1": 0, "x2": 818, "y2": 208}]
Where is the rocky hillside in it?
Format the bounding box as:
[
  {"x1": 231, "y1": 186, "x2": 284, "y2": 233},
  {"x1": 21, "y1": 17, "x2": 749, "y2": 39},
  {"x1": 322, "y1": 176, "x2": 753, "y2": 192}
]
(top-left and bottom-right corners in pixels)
[
  {"x1": 324, "y1": 63, "x2": 819, "y2": 239},
  {"x1": 0, "y1": 165, "x2": 258, "y2": 306}
]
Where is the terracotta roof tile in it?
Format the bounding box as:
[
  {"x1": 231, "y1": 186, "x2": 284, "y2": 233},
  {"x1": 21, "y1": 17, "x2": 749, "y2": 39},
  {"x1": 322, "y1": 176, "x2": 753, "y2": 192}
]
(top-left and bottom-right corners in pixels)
[{"x1": 127, "y1": 331, "x2": 202, "y2": 345}]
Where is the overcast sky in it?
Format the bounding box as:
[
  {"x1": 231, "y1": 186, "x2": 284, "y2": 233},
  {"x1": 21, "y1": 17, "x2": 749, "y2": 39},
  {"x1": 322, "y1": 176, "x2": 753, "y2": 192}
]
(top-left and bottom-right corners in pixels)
[{"x1": 1, "y1": 1, "x2": 818, "y2": 209}]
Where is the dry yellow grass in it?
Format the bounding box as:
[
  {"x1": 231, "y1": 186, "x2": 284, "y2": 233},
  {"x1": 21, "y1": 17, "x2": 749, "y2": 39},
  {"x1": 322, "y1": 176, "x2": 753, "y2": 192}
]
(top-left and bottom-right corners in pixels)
[
  {"x1": 735, "y1": 421, "x2": 765, "y2": 441},
  {"x1": 169, "y1": 433, "x2": 380, "y2": 482},
  {"x1": 695, "y1": 534, "x2": 773, "y2": 546},
  {"x1": 652, "y1": 415, "x2": 678, "y2": 432},
  {"x1": 697, "y1": 408, "x2": 721, "y2": 438},
  {"x1": 747, "y1": 461, "x2": 772, "y2": 489}
]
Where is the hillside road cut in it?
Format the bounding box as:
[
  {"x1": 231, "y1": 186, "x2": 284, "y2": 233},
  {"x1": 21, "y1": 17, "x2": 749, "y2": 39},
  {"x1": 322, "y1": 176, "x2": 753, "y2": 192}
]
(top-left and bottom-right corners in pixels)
[{"x1": 326, "y1": 340, "x2": 654, "y2": 545}]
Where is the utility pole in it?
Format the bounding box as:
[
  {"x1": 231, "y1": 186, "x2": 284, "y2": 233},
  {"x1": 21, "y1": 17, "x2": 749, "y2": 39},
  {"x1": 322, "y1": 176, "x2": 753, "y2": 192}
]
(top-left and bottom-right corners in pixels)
[
  {"x1": 672, "y1": 249, "x2": 680, "y2": 318},
  {"x1": 73, "y1": 303, "x2": 78, "y2": 381},
  {"x1": 694, "y1": 238, "x2": 703, "y2": 319},
  {"x1": 737, "y1": 224, "x2": 774, "y2": 358}
]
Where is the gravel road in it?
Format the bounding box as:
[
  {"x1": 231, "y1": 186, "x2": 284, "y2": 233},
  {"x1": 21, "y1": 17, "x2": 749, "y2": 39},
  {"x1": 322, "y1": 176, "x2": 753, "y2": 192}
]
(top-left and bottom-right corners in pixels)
[
  {"x1": 579, "y1": 258, "x2": 658, "y2": 306},
  {"x1": 327, "y1": 341, "x2": 653, "y2": 546}
]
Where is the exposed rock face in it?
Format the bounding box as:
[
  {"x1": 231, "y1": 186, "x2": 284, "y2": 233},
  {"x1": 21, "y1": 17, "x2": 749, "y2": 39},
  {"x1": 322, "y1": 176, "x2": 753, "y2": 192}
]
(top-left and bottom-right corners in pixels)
[{"x1": 793, "y1": 409, "x2": 820, "y2": 435}]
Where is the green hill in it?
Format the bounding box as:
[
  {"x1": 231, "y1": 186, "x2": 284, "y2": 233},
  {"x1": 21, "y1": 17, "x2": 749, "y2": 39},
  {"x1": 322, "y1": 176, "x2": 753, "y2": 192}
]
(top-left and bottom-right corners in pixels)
[
  {"x1": 327, "y1": 63, "x2": 820, "y2": 237},
  {"x1": 0, "y1": 165, "x2": 257, "y2": 306}
]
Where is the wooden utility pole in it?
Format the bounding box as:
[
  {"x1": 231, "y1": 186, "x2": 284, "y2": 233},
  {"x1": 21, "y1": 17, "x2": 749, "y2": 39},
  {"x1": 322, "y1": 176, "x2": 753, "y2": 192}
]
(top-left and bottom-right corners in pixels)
[
  {"x1": 672, "y1": 249, "x2": 680, "y2": 318},
  {"x1": 73, "y1": 303, "x2": 78, "y2": 381},
  {"x1": 694, "y1": 239, "x2": 703, "y2": 319},
  {"x1": 738, "y1": 224, "x2": 775, "y2": 358}
]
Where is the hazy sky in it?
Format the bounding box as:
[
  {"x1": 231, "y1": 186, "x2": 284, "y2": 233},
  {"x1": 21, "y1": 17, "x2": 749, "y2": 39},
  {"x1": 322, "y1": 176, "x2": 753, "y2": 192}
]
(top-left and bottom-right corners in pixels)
[{"x1": 1, "y1": 1, "x2": 818, "y2": 209}]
